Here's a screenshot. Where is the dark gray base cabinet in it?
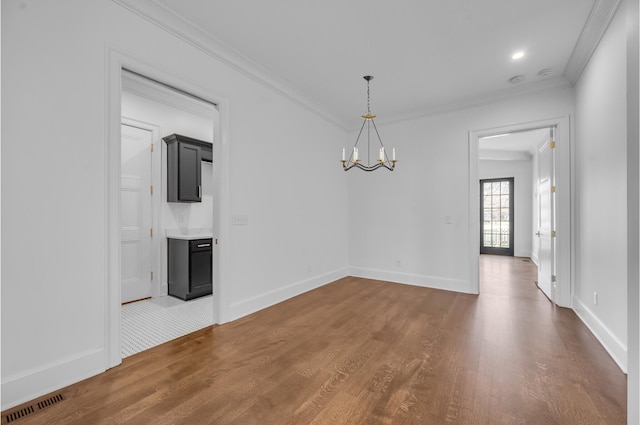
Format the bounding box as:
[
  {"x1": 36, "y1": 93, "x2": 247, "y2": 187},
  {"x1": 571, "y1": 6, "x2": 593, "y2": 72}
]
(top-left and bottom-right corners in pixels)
[{"x1": 168, "y1": 238, "x2": 213, "y2": 301}]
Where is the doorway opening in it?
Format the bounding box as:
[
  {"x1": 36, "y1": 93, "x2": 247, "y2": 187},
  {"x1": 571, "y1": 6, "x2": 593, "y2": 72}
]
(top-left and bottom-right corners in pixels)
[
  {"x1": 471, "y1": 119, "x2": 569, "y2": 307},
  {"x1": 480, "y1": 177, "x2": 514, "y2": 256},
  {"x1": 119, "y1": 69, "x2": 220, "y2": 358}
]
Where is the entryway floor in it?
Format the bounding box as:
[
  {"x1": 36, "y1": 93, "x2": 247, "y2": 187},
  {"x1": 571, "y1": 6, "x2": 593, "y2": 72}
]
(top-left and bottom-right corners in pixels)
[{"x1": 121, "y1": 295, "x2": 214, "y2": 358}]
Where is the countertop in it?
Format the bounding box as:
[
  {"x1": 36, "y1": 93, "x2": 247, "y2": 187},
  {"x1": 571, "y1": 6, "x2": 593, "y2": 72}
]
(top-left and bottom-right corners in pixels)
[
  {"x1": 166, "y1": 234, "x2": 213, "y2": 240},
  {"x1": 165, "y1": 228, "x2": 213, "y2": 240}
]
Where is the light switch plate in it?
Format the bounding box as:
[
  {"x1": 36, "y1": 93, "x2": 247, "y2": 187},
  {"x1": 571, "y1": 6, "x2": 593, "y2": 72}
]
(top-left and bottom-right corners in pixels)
[{"x1": 232, "y1": 214, "x2": 249, "y2": 225}]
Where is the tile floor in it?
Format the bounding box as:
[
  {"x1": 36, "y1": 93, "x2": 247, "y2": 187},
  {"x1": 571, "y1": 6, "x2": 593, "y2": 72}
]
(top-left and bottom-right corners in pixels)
[{"x1": 121, "y1": 295, "x2": 214, "y2": 358}]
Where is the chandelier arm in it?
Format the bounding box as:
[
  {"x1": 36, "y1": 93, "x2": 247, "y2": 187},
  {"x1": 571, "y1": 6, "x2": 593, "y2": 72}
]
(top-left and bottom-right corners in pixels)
[
  {"x1": 343, "y1": 119, "x2": 369, "y2": 165},
  {"x1": 369, "y1": 119, "x2": 384, "y2": 147},
  {"x1": 370, "y1": 119, "x2": 394, "y2": 164},
  {"x1": 343, "y1": 161, "x2": 394, "y2": 172}
]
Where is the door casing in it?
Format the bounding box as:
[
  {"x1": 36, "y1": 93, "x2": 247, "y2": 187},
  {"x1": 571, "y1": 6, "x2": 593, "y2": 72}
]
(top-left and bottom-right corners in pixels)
[
  {"x1": 106, "y1": 49, "x2": 231, "y2": 369},
  {"x1": 469, "y1": 116, "x2": 571, "y2": 308}
]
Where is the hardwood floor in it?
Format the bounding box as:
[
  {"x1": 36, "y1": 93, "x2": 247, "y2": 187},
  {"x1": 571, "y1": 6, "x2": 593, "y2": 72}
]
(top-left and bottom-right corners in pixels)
[{"x1": 3, "y1": 255, "x2": 626, "y2": 424}]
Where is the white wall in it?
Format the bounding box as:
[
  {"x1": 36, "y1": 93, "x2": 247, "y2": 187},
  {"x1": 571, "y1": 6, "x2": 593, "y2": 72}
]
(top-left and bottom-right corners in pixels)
[
  {"x1": 1, "y1": 0, "x2": 348, "y2": 409},
  {"x1": 478, "y1": 159, "x2": 534, "y2": 258},
  {"x1": 574, "y1": 5, "x2": 628, "y2": 372},
  {"x1": 348, "y1": 88, "x2": 574, "y2": 294}
]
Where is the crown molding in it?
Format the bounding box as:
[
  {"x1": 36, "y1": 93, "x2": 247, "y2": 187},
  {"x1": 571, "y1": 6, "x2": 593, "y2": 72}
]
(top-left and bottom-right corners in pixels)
[
  {"x1": 114, "y1": 0, "x2": 618, "y2": 131},
  {"x1": 564, "y1": 0, "x2": 623, "y2": 84},
  {"x1": 112, "y1": 0, "x2": 348, "y2": 129},
  {"x1": 371, "y1": 76, "x2": 572, "y2": 130}
]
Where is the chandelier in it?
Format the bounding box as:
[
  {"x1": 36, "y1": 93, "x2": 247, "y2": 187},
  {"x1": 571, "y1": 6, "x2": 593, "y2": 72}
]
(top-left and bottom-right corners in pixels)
[{"x1": 341, "y1": 75, "x2": 396, "y2": 171}]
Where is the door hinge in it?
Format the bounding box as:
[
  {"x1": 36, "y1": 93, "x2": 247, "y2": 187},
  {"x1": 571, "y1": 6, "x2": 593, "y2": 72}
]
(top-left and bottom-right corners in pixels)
[
  {"x1": 150, "y1": 228, "x2": 153, "y2": 238},
  {"x1": 551, "y1": 185, "x2": 556, "y2": 193},
  {"x1": 215, "y1": 238, "x2": 218, "y2": 245},
  {"x1": 150, "y1": 143, "x2": 154, "y2": 152},
  {"x1": 551, "y1": 230, "x2": 557, "y2": 238},
  {"x1": 551, "y1": 275, "x2": 557, "y2": 283},
  {"x1": 150, "y1": 271, "x2": 154, "y2": 281},
  {"x1": 550, "y1": 141, "x2": 556, "y2": 149},
  {"x1": 150, "y1": 185, "x2": 154, "y2": 195}
]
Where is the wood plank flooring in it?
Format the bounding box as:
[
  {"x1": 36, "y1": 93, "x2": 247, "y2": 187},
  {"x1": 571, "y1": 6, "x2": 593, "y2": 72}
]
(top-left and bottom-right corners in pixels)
[{"x1": 3, "y1": 255, "x2": 627, "y2": 424}]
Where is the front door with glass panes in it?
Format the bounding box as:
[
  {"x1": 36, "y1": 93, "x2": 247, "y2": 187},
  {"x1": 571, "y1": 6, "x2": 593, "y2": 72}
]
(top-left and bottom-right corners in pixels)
[{"x1": 480, "y1": 178, "x2": 514, "y2": 256}]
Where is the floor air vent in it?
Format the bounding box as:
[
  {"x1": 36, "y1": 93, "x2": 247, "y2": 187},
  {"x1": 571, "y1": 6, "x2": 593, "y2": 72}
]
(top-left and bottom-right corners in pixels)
[
  {"x1": 4, "y1": 394, "x2": 64, "y2": 423},
  {"x1": 37, "y1": 394, "x2": 64, "y2": 410}
]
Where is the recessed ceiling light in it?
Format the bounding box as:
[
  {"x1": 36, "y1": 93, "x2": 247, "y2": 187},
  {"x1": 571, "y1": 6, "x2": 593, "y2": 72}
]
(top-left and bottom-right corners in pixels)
[
  {"x1": 512, "y1": 51, "x2": 525, "y2": 60},
  {"x1": 509, "y1": 75, "x2": 525, "y2": 84}
]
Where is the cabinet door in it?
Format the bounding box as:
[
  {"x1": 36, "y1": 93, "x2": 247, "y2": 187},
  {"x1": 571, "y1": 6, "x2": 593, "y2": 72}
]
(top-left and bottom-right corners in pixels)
[
  {"x1": 178, "y1": 143, "x2": 202, "y2": 202},
  {"x1": 190, "y1": 249, "x2": 212, "y2": 292}
]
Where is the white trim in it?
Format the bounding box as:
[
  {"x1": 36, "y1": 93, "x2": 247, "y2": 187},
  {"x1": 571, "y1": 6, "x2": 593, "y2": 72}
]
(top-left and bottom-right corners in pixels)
[
  {"x1": 112, "y1": 0, "x2": 618, "y2": 131},
  {"x1": 227, "y1": 269, "x2": 348, "y2": 322},
  {"x1": 379, "y1": 78, "x2": 572, "y2": 130},
  {"x1": 469, "y1": 116, "x2": 572, "y2": 307},
  {"x1": 111, "y1": 0, "x2": 346, "y2": 129},
  {"x1": 573, "y1": 295, "x2": 628, "y2": 373},
  {"x1": 530, "y1": 252, "x2": 540, "y2": 267},
  {"x1": 348, "y1": 267, "x2": 473, "y2": 295},
  {"x1": 106, "y1": 48, "x2": 232, "y2": 373},
  {"x1": 122, "y1": 69, "x2": 216, "y2": 120},
  {"x1": 564, "y1": 0, "x2": 623, "y2": 84},
  {"x1": 1, "y1": 349, "x2": 104, "y2": 411},
  {"x1": 106, "y1": 48, "x2": 123, "y2": 369}
]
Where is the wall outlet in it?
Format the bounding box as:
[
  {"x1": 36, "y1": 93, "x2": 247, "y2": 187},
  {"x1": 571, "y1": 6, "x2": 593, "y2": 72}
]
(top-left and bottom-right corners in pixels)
[
  {"x1": 593, "y1": 291, "x2": 598, "y2": 306},
  {"x1": 445, "y1": 216, "x2": 452, "y2": 224},
  {"x1": 396, "y1": 260, "x2": 402, "y2": 268}
]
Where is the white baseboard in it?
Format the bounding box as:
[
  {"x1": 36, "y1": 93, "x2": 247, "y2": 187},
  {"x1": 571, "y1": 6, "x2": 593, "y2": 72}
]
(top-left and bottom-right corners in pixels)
[
  {"x1": 227, "y1": 268, "x2": 348, "y2": 322},
  {"x1": 514, "y1": 250, "x2": 533, "y2": 259},
  {"x1": 572, "y1": 295, "x2": 628, "y2": 373},
  {"x1": 1, "y1": 348, "x2": 105, "y2": 411},
  {"x1": 348, "y1": 267, "x2": 473, "y2": 294},
  {"x1": 530, "y1": 253, "x2": 539, "y2": 266}
]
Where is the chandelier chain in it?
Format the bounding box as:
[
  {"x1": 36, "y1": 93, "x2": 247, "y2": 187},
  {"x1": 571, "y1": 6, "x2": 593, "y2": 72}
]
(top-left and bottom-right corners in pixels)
[{"x1": 367, "y1": 80, "x2": 371, "y2": 114}]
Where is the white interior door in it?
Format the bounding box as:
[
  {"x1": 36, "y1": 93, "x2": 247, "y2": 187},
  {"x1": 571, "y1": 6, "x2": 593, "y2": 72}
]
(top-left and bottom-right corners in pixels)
[
  {"x1": 121, "y1": 124, "x2": 153, "y2": 303},
  {"x1": 536, "y1": 130, "x2": 556, "y2": 302}
]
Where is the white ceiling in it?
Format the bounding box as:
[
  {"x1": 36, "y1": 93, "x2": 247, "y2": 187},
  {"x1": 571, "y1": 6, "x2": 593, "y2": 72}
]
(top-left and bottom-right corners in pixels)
[
  {"x1": 478, "y1": 128, "x2": 550, "y2": 160},
  {"x1": 117, "y1": 0, "x2": 619, "y2": 129}
]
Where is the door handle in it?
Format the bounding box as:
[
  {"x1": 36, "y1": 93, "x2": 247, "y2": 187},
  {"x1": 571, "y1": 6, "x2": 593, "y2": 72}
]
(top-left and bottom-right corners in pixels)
[
  {"x1": 535, "y1": 231, "x2": 541, "y2": 237},
  {"x1": 197, "y1": 243, "x2": 211, "y2": 248}
]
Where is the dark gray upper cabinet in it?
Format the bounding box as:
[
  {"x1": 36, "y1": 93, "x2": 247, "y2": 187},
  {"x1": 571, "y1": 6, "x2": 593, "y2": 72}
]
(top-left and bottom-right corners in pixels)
[{"x1": 163, "y1": 134, "x2": 212, "y2": 203}]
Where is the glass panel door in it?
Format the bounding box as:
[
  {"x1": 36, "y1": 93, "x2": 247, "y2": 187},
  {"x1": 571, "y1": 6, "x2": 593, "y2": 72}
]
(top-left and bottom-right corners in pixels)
[{"x1": 480, "y1": 178, "x2": 514, "y2": 256}]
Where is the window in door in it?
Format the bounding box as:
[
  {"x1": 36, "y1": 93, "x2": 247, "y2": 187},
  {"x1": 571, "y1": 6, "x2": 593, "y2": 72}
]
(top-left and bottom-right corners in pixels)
[{"x1": 480, "y1": 177, "x2": 514, "y2": 256}]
